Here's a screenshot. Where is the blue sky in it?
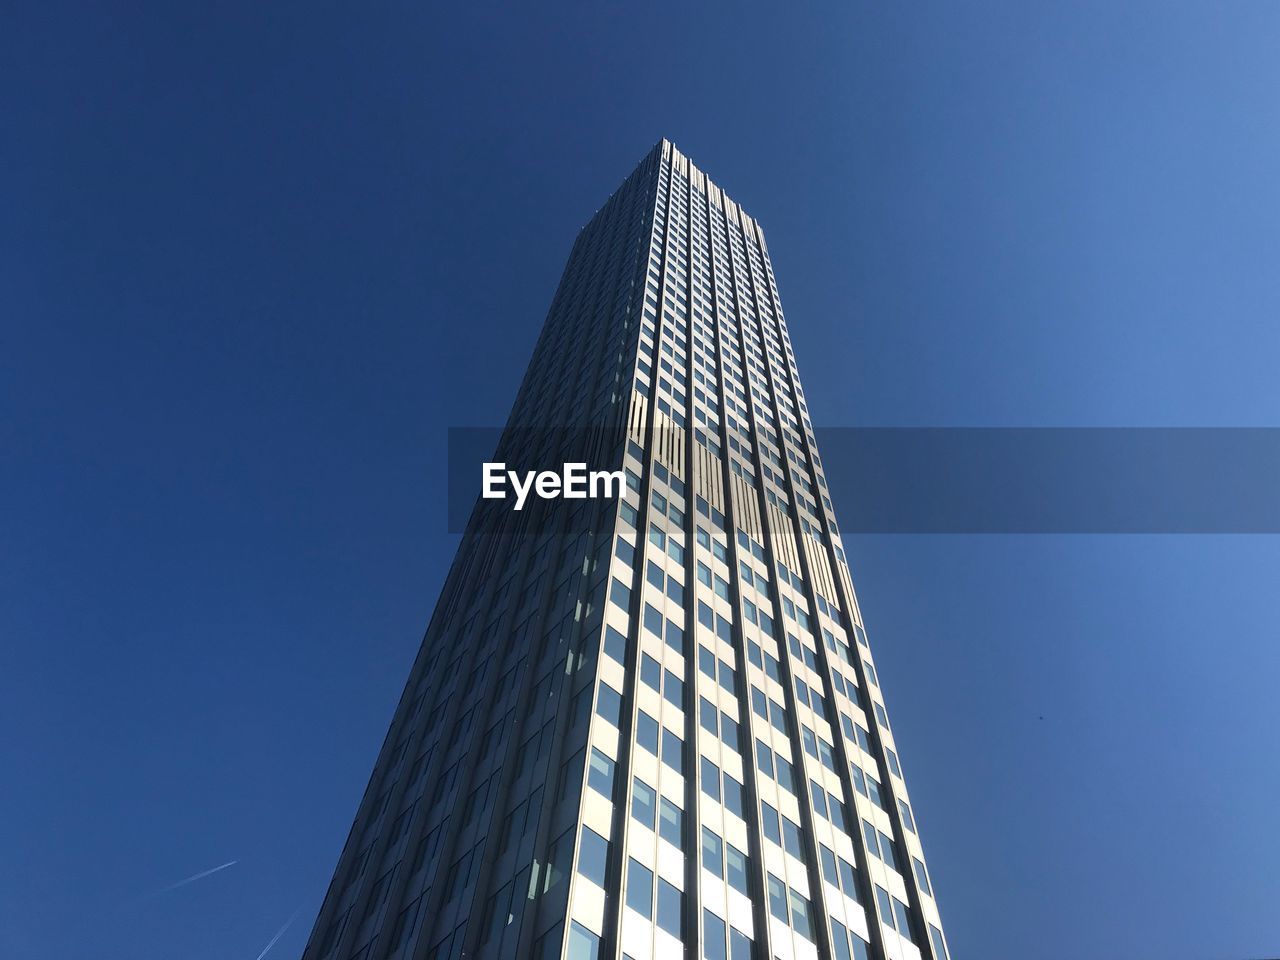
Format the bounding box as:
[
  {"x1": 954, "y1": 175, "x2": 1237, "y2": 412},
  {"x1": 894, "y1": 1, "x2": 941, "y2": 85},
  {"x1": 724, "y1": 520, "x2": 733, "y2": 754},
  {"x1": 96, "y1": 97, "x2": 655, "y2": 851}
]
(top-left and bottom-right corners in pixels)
[{"x1": 3, "y1": 3, "x2": 1278, "y2": 959}]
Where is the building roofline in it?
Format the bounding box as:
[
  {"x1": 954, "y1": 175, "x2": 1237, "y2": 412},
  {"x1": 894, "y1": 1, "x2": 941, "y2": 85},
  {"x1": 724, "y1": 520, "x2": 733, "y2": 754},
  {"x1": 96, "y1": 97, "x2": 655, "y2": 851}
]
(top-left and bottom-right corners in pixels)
[{"x1": 647, "y1": 138, "x2": 765, "y2": 243}]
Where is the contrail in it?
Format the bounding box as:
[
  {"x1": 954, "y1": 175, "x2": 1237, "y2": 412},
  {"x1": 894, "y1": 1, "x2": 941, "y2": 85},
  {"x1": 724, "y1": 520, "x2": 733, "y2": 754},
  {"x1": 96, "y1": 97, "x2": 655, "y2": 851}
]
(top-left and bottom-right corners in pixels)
[
  {"x1": 253, "y1": 909, "x2": 300, "y2": 960},
  {"x1": 147, "y1": 860, "x2": 239, "y2": 897}
]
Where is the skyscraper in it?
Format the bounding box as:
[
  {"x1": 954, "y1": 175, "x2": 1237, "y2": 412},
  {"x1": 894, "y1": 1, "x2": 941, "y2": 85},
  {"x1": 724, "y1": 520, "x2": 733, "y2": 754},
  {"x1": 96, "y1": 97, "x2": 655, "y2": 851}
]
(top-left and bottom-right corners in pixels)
[{"x1": 303, "y1": 141, "x2": 950, "y2": 960}]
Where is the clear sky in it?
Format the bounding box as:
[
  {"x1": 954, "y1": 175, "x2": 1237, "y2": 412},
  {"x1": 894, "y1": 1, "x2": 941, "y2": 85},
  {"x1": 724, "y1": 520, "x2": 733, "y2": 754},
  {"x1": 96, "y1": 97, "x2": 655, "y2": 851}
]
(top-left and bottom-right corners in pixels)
[{"x1": 3, "y1": 3, "x2": 1278, "y2": 959}]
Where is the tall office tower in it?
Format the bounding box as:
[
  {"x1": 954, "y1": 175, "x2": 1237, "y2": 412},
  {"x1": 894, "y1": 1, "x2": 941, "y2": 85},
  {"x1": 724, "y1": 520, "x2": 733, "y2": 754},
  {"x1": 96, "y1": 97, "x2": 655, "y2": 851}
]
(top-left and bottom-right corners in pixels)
[{"x1": 303, "y1": 141, "x2": 950, "y2": 960}]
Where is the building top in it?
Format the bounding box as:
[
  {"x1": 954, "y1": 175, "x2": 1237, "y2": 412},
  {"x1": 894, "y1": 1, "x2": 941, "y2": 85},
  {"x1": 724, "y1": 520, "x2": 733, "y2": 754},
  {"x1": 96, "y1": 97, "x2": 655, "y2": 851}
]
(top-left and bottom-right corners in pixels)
[
  {"x1": 653, "y1": 138, "x2": 765, "y2": 244},
  {"x1": 582, "y1": 138, "x2": 768, "y2": 253}
]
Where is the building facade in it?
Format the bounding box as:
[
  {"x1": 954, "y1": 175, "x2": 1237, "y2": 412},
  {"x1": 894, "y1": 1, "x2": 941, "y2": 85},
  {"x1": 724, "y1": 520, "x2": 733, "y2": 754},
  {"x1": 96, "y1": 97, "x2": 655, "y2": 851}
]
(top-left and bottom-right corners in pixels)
[{"x1": 303, "y1": 141, "x2": 951, "y2": 960}]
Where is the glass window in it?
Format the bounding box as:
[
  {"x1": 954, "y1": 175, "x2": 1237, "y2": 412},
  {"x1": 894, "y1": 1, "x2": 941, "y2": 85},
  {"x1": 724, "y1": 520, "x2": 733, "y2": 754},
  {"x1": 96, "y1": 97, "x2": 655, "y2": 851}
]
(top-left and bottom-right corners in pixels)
[
  {"x1": 875, "y1": 885, "x2": 895, "y2": 928},
  {"x1": 766, "y1": 873, "x2": 788, "y2": 922},
  {"x1": 878, "y1": 831, "x2": 899, "y2": 871},
  {"x1": 577, "y1": 827, "x2": 609, "y2": 887},
  {"x1": 829, "y1": 796, "x2": 847, "y2": 832},
  {"x1": 839, "y1": 858, "x2": 860, "y2": 902},
  {"x1": 610, "y1": 578, "x2": 631, "y2": 610},
  {"x1": 700, "y1": 757, "x2": 720, "y2": 801},
  {"x1": 701, "y1": 827, "x2": 723, "y2": 877},
  {"x1": 929, "y1": 925, "x2": 949, "y2": 960},
  {"x1": 647, "y1": 563, "x2": 664, "y2": 591},
  {"x1": 769, "y1": 701, "x2": 786, "y2": 735},
  {"x1": 850, "y1": 764, "x2": 868, "y2": 796},
  {"x1": 626, "y1": 858, "x2": 653, "y2": 918},
  {"x1": 661, "y1": 729, "x2": 684, "y2": 774},
  {"x1": 595, "y1": 682, "x2": 622, "y2": 727},
  {"x1": 722, "y1": 774, "x2": 744, "y2": 818},
  {"x1": 702, "y1": 909, "x2": 726, "y2": 960},
  {"x1": 899, "y1": 799, "x2": 916, "y2": 834},
  {"x1": 820, "y1": 845, "x2": 838, "y2": 886},
  {"x1": 830, "y1": 918, "x2": 852, "y2": 960},
  {"x1": 657, "y1": 879, "x2": 683, "y2": 938},
  {"x1": 632, "y1": 778, "x2": 656, "y2": 828},
  {"x1": 587, "y1": 749, "x2": 614, "y2": 799},
  {"x1": 725, "y1": 843, "x2": 748, "y2": 896},
  {"x1": 615, "y1": 537, "x2": 635, "y2": 567},
  {"x1": 699, "y1": 697, "x2": 718, "y2": 735},
  {"x1": 801, "y1": 725, "x2": 818, "y2": 756},
  {"x1": 698, "y1": 601, "x2": 714, "y2": 629},
  {"x1": 809, "y1": 780, "x2": 828, "y2": 818},
  {"x1": 427, "y1": 931, "x2": 455, "y2": 960},
  {"x1": 866, "y1": 775, "x2": 885, "y2": 810},
  {"x1": 913, "y1": 857, "x2": 931, "y2": 895},
  {"x1": 604, "y1": 626, "x2": 626, "y2": 664},
  {"x1": 637, "y1": 710, "x2": 658, "y2": 753},
  {"x1": 886, "y1": 748, "x2": 902, "y2": 778},
  {"x1": 755, "y1": 740, "x2": 773, "y2": 778},
  {"x1": 387, "y1": 897, "x2": 420, "y2": 954},
  {"x1": 667, "y1": 539, "x2": 685, "y2": 565},
  {"x1": 567, "y1": 920, "x2": 600, "y2": 960},
  {"x1": 641, "y1": 654, "x2": 661, "y2": 691},
  {"x1": 892, "y1": 898, "x2": 914, "y2": 943},
  {"x1": 720, "y1": 713, "x2": 739, "y2": 750},
  {"x1": 659, "y1": 797, "x2": 683, "y2": 847},
  {"x1": 717, "y1": 661, "x2": 734, "y2": 693},
  {"x1": 783, "y1": 818, "x2": 804, "y2": 860},
  {"x1": 665, "y1": 620, "x2": 684, "y2": 654},
  {"x1": 790, "y1": 889, "x2": 813, "y2": 940},
  {"x1": 862, "y1": 820, "x2": 879, "y2": 857},
  {"x1": 644, "y1": 602, "x2": 664, "y2": 635},
  {"x1": 540, "y1": 753, "x2": 574, "y2": 811},
  {"x1": 761, "y1": 802, "x2": 780, "y2": 844},
  {"x1": 664, "y1": 669, "x2": 683, "y2": 709}
]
